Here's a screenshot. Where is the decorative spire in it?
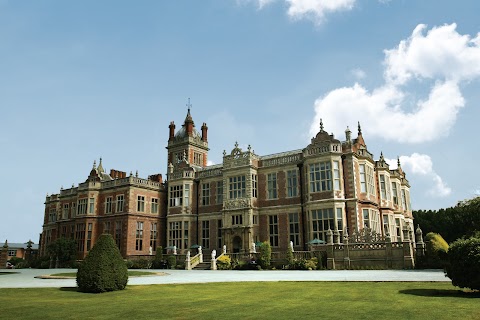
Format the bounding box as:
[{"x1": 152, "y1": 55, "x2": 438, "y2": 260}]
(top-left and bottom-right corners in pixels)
[
  {"x1": 135, "y1": 170, "x2": 138, "y2": 178},
  {"x1": 397, "y1": 156, "x2": 401, "y2": 168},
  {"x1": 185, "y1": 98, "x2": 193, "y2": 123},
  {"x1": 345, "y1": 126, "x2": 352, "y2": 143},
  {"x1": 98, "y1": 157, "x2": 104, "y2": 173},
  {"x1": 235, "y1": 141, "x2": 239, "y2": 148},
  {"x1": 92, "y1": 160, "x2": 97, "y2": 170},
  {"x1": 320, "y1": 118, "x2": 324, "y2": 132},
  {"x1": 358, "y1": 121, "x2": 362, "y2": 135},
  {"x1": 186, "y1": 97, "x2": 192, "y2": 113}
]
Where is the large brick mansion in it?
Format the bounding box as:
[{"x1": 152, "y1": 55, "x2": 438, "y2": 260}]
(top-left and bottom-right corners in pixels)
[{"x1": 40, "y1": 108, "x2": 413, "y2": 259}]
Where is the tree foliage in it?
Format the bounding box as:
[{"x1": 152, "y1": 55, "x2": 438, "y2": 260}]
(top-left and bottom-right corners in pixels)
[
  {"x1": 257, "y1": 241, "x2": 271, "y2": 269},
  {"x1": 76, "y1": 234, "x2": 128, "y2": 293},
  {"x1": 445, "y1": 236, "x2": 480, "y2": 291},
  {"x1": 413, "y1": 196, "x2": 480, "y2": 243},
  {"x1": 424, "y1": 232, "x2": 449, "y2": 268},
  {"x1": 46, "y1": 237, "x2": 77, "y2": 267}
]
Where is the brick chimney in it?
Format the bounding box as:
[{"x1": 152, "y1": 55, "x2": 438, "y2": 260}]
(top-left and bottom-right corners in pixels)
[
  {"x1": 169, "y1": 121, "x2": 175, "y2": 141},
  {"x1": 201, "y1": 122, "x2": 208, "y2": 142}
]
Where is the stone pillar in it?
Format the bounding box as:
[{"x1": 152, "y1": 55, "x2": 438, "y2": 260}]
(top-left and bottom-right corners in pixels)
[
  {"x1": 185, "y1": 251, "x2": 191, "y2": 270},
  {"x1": 415, "y1": 225, "x2": 426, "y2": 263},
  {"x1": 198, "y1": 246, "x2": 203, "y2": 263},
  {"x1": 385, "y1": 234, "x2": 392, "y2": 269},
  {"x1": 0, "y1": 240, "x2": 8, "y2": 269},
  {"x1": 326, "y1": 229, "x2": 335, "y2": 270},
  {"x1": 343, "y1": 233, "x2": 350, "y2": 270}
]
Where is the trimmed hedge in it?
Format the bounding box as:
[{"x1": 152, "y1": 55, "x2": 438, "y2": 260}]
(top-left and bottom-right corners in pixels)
[
  {"x1": 76, "y1": 234, "x2": 128, "y2": 293},
  {"x1": 445, "y1": 236, "x2": 480, "y2": 291}
]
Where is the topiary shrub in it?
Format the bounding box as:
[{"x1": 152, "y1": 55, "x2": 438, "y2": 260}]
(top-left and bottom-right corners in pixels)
[
  {"x1": 152, "y1": 247, "x2": 166, "y2": 269},
  {"x1": 257, "y1": 241, "x2": 271, "y2": 269},
  {"x1": 166, "y1": 255, "x2": 177, "y2": 269},
  {"x1": 76, "y1": 234, "x2": 128, "y2": 293},
  {"x1": 424, "y1": 232, "x2": 449, "y2": 268},
  {"x1": 445, "y1": 236, "x2": 480, "y2": 291}
]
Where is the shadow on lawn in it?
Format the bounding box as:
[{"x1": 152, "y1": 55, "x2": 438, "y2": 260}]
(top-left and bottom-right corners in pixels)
[
  {"x1": 59, "y1": 287, "x2": 79, "y2": 293},
  {"x1": 399, "y1": 289, "x2": 480, "y2": 298}
]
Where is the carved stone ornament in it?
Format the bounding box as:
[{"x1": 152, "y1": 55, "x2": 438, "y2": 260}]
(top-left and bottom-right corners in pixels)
[{"x1": 224, "y1": 198, "x2": 249, "y2": 210}]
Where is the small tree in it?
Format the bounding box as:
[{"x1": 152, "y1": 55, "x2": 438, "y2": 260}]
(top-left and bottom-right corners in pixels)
[
  {"x1": 76, "y1": 234, "x2": 128, "y2": 293},
  {"x1": 445, "y1": 236, "x2": 480, "y2": 291},
  {"x1": 47, "y1": 238, "x2": 77, "y2": 268},
  {"x1": 424, "y1": 232, "x2": 449, "y2": 268},
  {"x1": 286, "y1": 244, "x2": 294, "y2": 268},
  {"x1": 258, "y1": 241, "x2": 271, "y2": 269},
  {"x1": 152, "y1": 246, "x2": 165, "y2": 269}
]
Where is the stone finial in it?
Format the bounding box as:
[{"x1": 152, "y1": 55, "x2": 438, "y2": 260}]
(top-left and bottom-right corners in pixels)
[
  {"x1": 223, "y1": 150, "x2": 226, "y2": 157},
  {"x1": 234, "y1": 141, "x2": 239, "y2": 148},
  {"x1": 358, "y1": 121, "x2": 362, "y2": 135},
  {"x1": 248, "y1": 144, "x2": 251, "y2": 152},
  {"x1": 415, "y1": 224, "x2": 424, "y2": 243},
  {"x1": 320, "y1": 118, "x2": 324, "y2": 132},
  {"x1": 129, "y1": 171, "x2": 133, "y2": 177},
  {"x1": 135, "y1": 170, "x2": 138, "y2": 178},
  {"x1": 27, "y1": 239, "x2": 33, "y2": 249},
  {"x1": 3, "y1": 240, "x2": 7, "y2": 248},
  {"x1": 72, "y1": 183, "x2": 75, "y2": 188},
  {"x1": 397, "y1": 156, "x2": 401, "y2": 168}
]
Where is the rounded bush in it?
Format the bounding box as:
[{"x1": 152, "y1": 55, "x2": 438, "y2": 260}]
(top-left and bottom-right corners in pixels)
[
  {"x1": 76, "y1": 234, "x2": 128, "y2": 293},
  {"x1": 424, "y1": 232, "x2": 449, "y2": 268},
  {"x1": 445, "y1": 237, "x2": 480, "y2": 291},
  {"x1": 217, "y1": 255, "x2": 232, "y2": 270}
]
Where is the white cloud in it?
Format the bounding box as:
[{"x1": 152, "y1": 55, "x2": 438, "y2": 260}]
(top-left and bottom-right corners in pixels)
[
  {"x1": 386, "y1": 153, "x2": 451, "y2": 197},
  {"x1": 310, "y1": 24, "x2": 479, "y2": 144},
  {"x1": 351, "y1": 68, "x2": 366, "y2": 80},
  {"x1": 240, "y1": 0, "x2": 356, "y2": 24},
  {"x1": 285, "y1": 0, "x2": 356, "y2": 24},
  {"x1": 207, "y1": 160, "x2": 216, "y2": 166}
]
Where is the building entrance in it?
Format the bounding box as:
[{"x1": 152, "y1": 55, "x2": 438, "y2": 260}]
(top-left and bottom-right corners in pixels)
[{"x1": 232, "y1": 236, "x2": 242, "y2": 253}]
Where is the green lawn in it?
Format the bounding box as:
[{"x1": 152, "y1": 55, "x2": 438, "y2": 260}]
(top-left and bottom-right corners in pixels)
[
  {"x1": 0, "y1": 282, "x2": 478, "y2": 320},
  {"x1": 49, "y1": 271, "x2": 158, "y2": 277}
]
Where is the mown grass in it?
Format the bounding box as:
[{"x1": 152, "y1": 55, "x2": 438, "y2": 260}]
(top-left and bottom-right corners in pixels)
[
  {"x1": 50, "y1": 271, "x2": 158, "y2": 277},
  {"x1": 0, "y1": 282, "x2": 478, "y2": 319}
]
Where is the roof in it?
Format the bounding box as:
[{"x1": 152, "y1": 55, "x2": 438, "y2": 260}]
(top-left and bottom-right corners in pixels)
[{"x1": 6, "y1": 243, "x2": 39, "y2": 250}]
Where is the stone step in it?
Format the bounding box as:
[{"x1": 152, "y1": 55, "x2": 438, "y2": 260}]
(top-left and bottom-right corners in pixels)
[{"x1": 193, "y1": 262, "x2": 211, "y2": 270}]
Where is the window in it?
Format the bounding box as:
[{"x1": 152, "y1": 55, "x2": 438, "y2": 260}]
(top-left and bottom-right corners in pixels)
[
  {"x1": 232, "y1": 215, "x2": 243, "y2": 226},
  {"x1": 184, "y1": 184, "x2": 190, "y2": 206},
  {"x1": 193, "y1": 152, "x2": 203, "y2": 166},
  {"x1": 216, "y1": 181, "x2": 224, "y2": 204},
  {"x1": 170, "y1": 185, "x2": 183, "y2": 207},
  {"x1": 7, "y1": 249, "x2": 17, "y2": 257},
  {"x1": 218, "y1": 219, "x2": 223, "y2": 248},
  {"x1": 392, "y1": 182, "x2": 399, "y2": 205},
  {"x1": 115, "y1": 221, "x2": 122, "y2": 250},
  {"x1": 78, "y1": 199, "x2": 87, "y2": 215},
  {"x1": 63, "y1": 204, "x2": 69, "y2": 219},
  {"x1": 86, "y1": 223, "x2": 93, "y2": 251},
  {"x1": 336, "y1": 208, "x2": 343, "y2": 236},
  {"x1": 61, "y1": 226, "x2": 67, "y2": 238},
  {"x1": 252, "y1": 215, "x2": 258, "y2": 225},
  {"x1": 151, "y1": 198, "x2": 159, "y2": 214},
  {"x1": 116, "y1": 195, "x2": 124, "y2": 212},
  {"x1": 287, "y1": 170, "x2": 298, "y2": 197},
  {"x1": 49, "y1": 209, "x2": 57, "y2": 223},
  {"x1": 229, "y1": 175, "x2": 246, "y2": 199},
  {"x1": 168, "y1": 221, "x2": 189, "y2": 249},
  {"x1": 89, "y1": 198, "x2": 95, "y2": 214},
  {"x1": 269, "y1": 215, "x2": 279, "y2": 247},
  {"x1": 137, "y1": 195, "x2": 145, "y2": 212},
  {"x1": 71, "y1": 202, "x2": 76, "y2": 218},
  {"x1": 311, "y1": 208, "x2": 334, "y2": 242},
  {"x1": 383, "y1": 214, "x2": 389, "y2": 236},
  {"x1": 333, "y1": 161, "x2": 341, "y2": 190},
  {"x1": 202, "y1": 183, "x2": 210, "y2": 206},
  {"x1": 267, "y1": 173, "x2": 278, "y2": 199},
  {"x1": 252, "y1": 174, "x2": 258, "y2": 198},
  {"x1": 289, "y1": 213, "x2": 300, "y2": 246},
  {"x1": 366, "y1": 166, "x2": 375, "y2": 195},
  {"x1": 309, "y1": 162, "x2": 332, "y2": 192},
  {"x1": 405, "y1": 190, "x2": 411, "y2": 211},
  {"x1": 136, "y1": 221, "x2": 144, "y2": 251},
  {"x1": 362, "y1": 209, "x2": 380, "y2": 233},
  {"x1": 70, "y1": 225, "x2": 74, "y2": 239},
  {"x1": 76, "y1": 223, "x2": 86, "y2": 252},
  {"x1": 401, "y1": 189, "x2": 407, "y2": 210},
  {"x1": 150, "y1": 222, "x2": 158, "y2": 251},
  {"x1": 379, "y1": 175, "x2": 391, "y2": 200},
  {"x1": 359, "y1": 164, "x2": 366, "y2": 193},
  {"x1": 202, "y1": 220, "x2": 210, "y2": 249},
  {"x1": 105, "y1": 197, "x2": 113, "y2": 214},
  {"x1": 104, "y1": 221, "x2": 111, "y2": 234},
  {"x1": 396, "y1": 218, "x2": 402, "y2": 239}
]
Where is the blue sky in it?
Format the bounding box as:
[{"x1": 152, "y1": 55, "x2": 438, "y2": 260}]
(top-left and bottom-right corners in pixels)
[{"x1": 1, "y1": 0, "x2": 479, "y2": 243}]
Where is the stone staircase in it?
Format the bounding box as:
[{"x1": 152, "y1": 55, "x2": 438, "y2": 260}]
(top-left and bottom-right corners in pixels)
[{"x1": 193, "y1": 260, "x2": 211, "y2": 270}]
